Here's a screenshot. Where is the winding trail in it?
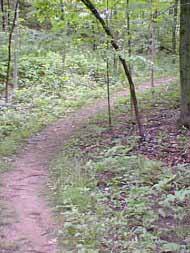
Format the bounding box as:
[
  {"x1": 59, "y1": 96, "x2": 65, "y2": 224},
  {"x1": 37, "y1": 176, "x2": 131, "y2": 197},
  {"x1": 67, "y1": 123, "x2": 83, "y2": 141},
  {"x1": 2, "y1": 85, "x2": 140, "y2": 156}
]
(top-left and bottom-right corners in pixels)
[{"x1": 0, "y1": 77, "x2": 175, "y2": 253}]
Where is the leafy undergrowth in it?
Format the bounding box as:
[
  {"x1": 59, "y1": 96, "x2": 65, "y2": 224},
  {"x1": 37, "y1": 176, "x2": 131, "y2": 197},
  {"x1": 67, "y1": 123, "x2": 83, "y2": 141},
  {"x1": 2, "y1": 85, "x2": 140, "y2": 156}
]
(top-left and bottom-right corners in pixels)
[
  {"x1": 0, "y1": 54, "x2": 108, "y2": 252},
  {"x1": 0, "y1": 53, "x2": 109, "y2": 158},
  {"x1": 0, "y1": 204, "x2": 18, "y2": 253},
  {"x1": 50, "y1": 82, "x2": 190, "y2": 253},
  {"x1": 0, "y1": 50, "x2": 177, "y2": 159}
]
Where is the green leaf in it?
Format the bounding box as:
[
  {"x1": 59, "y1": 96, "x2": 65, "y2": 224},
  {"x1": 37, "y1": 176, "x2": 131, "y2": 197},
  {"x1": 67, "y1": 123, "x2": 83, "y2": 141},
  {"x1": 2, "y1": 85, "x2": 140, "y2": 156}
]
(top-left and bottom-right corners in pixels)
[{"x1": 161, "y1": 242, "x2": 181, "y2": 252}]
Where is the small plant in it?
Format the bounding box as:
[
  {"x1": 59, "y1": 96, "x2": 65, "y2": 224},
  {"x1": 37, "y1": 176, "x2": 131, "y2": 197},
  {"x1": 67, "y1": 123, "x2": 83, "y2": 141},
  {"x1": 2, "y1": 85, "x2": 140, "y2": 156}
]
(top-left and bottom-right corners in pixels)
[{"x1": 49, "y1": 82, "x2": 189, "y2": 252}]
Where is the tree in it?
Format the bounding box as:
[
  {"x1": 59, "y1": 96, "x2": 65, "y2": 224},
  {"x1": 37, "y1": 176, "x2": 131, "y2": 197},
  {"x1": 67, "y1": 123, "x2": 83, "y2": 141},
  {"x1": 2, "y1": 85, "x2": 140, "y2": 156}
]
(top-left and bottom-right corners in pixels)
[
  {"x1": 80, "y1": 0, "x2": 144, "y2": 137},
  {"x1": 5, "y1": 0, "x2": 19, "y2": 102},
  {"x1": 0, "y1": 0, "x2": 6, "y2": 31},
  {"x1": 179, "y1": 0, "x2": 190, "y2": 127},
  {"x1": 13, "y1": 1, "x2": 19, "y2": 90}
]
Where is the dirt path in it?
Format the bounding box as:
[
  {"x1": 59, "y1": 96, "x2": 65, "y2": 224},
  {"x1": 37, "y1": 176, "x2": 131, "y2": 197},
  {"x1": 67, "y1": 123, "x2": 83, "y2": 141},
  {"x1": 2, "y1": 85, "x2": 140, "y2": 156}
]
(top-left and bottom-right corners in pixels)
[{"x1": 0, "y1": 77, "x2": 175, "y2": 253}]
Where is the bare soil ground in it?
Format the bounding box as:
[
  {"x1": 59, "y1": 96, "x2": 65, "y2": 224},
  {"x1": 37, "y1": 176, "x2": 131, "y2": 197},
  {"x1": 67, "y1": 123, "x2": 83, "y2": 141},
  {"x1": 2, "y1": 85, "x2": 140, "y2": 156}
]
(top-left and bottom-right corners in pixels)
[{"x1": 0, "y1": 77, "x2": 175, "y2": 253}]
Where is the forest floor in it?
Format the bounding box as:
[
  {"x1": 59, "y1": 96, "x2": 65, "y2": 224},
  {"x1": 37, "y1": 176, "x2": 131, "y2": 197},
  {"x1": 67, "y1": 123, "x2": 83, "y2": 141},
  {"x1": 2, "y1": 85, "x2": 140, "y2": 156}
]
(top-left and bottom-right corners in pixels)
[
  {"x1": 51, "y1": 77, "x2": 190, "y2": 252},
  {"x1": 0, "y1": 77, "x2": 184, "y2": 253}
]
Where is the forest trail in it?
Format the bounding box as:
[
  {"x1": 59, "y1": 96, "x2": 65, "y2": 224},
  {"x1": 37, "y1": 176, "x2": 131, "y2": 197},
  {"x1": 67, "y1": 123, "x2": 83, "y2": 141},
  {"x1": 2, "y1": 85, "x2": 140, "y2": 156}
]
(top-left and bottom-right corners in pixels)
[{"x1": 0, "y1": 77, "x2": 175, "y2": 253}]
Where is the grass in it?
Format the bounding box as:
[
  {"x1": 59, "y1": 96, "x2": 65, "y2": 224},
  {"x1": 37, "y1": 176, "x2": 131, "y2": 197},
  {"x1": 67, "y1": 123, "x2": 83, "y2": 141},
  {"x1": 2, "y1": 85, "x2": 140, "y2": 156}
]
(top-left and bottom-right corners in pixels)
[
  {"x1": 0, "y1": 159, "x2": 10, "y2": 173},
  {"x1": 49, "y1": 81, "x2": 190, "y2": 253},
  {"x1": 0, "y1": 84, "x2": 107, "y2": 157},
  {"x1": 0, "y1": 195, "x2": 18, "y2": 252}
]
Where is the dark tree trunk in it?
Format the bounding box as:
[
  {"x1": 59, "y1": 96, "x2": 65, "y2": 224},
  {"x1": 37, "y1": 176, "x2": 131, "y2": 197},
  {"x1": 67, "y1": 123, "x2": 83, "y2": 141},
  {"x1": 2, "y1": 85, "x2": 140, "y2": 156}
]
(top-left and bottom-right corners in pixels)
[
  {"x1": 7, "y1": 0, "x2": 10, "y2": 28},
  {"x1": 0, "y1": 0, "x2": 6, "y2": 31},
  {"x1": 179, "y1": 0, "x2": 190, "y2": 127},
  {"x1": 60, "y1": 0, "x2": 64, "y2": 20},
  {"x1": 80, "y1": 0, "x2": 144, "y2": 137},
  {"x1": 126, "y1": 0, "x2": 133, "y2": 116},
  {"x1": 5, "y1": 0, "x2": 19, "y2": 103}
]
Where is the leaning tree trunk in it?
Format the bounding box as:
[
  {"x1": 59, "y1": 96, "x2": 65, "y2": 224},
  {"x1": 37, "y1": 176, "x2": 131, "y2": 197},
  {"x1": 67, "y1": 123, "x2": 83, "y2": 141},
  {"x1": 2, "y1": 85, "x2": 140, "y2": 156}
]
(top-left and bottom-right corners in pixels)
[
  {"x1": 179, "y1": 0, "x2": 190, "y2": 127},
  {"x1": 80, "y1": 0, "x2": 144, "y2": 137}
]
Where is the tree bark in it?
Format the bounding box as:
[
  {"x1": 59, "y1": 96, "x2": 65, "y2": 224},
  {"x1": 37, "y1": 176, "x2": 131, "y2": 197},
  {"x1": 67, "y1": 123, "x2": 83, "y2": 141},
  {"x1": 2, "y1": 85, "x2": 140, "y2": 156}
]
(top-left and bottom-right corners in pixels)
[
  {"x1": 7, "y1": 0, "x2": 10, "y2": 29},
  {"x1": 5, "y1": 0, "x2": 19, "y2": 103},
  {"x1": 60, "y1": 0, "x2": 64, "y2": 20},
  {"x1": 80, "y1": 0, "x2": 144, "y2": 137},
  {"x1": 179, "y1": 0, "x2": 190, "y2": 127},
  {"x1": 0, "y1": 0, "x2": 6, "y2": 31},
  {"x1": 13, "y1": 2, "x2": 19, "y2": 90},
  {"x1": 126, "y1": 0, "x2": 134, "y2": 116}
]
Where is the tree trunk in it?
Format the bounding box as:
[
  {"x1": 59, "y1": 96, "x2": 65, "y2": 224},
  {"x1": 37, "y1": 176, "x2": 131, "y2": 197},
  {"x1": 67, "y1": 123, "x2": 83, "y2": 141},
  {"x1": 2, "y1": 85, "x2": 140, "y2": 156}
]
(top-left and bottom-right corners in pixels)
[
  {"x1": 0, "y1": 0, "x2": 6, "y2": 31},
  {"x1": 126, "y1": 0, "x2": 134, "y2": 116},
  {"x1": 5, "y1": 0, "x2": 19, "y2": 103},
  {"x1": 60, "y1": 0, "x2": 64, "y2": 19},
  {"x1": 80, "y1": 0, "x2": 144, "y2": 137},
  {"x1": 13, "y1": 2, "x2": 19, "y2": 90},
  {"x1": 7, "y1": 0, "x2": 10, "y2": 29},
  {"x1": 179, "y1": 0, "x2": 190, "y2": 127}
]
